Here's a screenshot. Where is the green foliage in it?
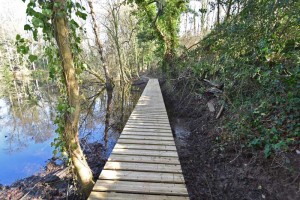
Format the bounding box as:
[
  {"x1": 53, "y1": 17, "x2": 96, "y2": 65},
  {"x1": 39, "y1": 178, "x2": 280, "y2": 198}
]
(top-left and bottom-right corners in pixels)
[
  {"x1": 129, "y1": 0, "x2": 187, "y2": 73},
  {"x1": 16, "y1": 34, "x2": 30, "y2": 55},
  {"x1": 176, "y1": 0, "x2": 300, "y2": 157}
]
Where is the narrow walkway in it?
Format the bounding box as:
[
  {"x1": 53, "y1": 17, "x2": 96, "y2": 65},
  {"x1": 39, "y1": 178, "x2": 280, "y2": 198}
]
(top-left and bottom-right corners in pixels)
[{"x1": 89, "y1": 79, "x2": 189, "y2": 200}]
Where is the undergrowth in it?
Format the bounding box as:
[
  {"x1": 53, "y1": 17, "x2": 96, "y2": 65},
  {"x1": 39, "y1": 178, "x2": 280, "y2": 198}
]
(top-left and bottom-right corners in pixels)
[{"x1": 173, "y1": 0, "x2": 300, "y2": 157}]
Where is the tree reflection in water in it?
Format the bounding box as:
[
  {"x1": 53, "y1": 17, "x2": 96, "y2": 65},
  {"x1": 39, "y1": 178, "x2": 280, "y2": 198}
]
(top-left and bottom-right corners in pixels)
[{"x1": 0, "y1": 77, "x2": 142, "y2": 185}]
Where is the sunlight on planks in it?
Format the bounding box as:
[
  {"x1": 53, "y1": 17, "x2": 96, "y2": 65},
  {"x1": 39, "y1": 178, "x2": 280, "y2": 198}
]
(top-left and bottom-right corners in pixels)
[{"x1": 88, "y1": 79, "x2": 189, "y2": 199}]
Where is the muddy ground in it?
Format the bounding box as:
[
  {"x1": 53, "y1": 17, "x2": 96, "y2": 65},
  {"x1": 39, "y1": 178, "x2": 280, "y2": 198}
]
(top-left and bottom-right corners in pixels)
[{"x1": 160, "y1": 80, "x2": 300, "y2": 200}]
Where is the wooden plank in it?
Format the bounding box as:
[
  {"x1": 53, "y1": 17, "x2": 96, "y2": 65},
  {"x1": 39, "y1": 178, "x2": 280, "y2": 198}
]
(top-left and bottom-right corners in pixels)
[
  {"x1": 122, "y1": 129, "x2": 172, "y2": 133},
  {"x1": 112, "y1": 149, "x2": 178, "y2": 157},
  {"x1": 130, "y1": 114, "x2": 168, "y2": 117},
  {"x1": 91, "y1": 180, "x2": 188, "y2": 196},
  {"x1": 131, "y1": 112, "x2": 168, "y2": 115},
  {"x1": 129, "y1": 116, "x2": 169, "y2": 119},
  {"x1": 129, "y1": 117, "x2": 169, "y2": 121},
  {"x1": 126, "y1": 120, "x2": 170, "y2": 124},
  {"x1": 124, "y1": 126, "x2": 171, "y2": 130},
  {"x1": 114, "y1": 143, "x2": 177, "y2": 151},
  {"x1": 125, "y1": 122, "x2": 170, "y2": 126},
  {"x1": 89, "y1": 192, "x2": 189, "y2": 200},
  {"x1": 119, "y1": 135, "x2": 173, "y2": 141},
  {"x1": 132, "y1": 109, "x2": 166, "y2": 111},
  {"x1": 130, "y1": 112, "x2": 167, "y2": 115},
  {"x1": 117, "y1": 138, "x2": 175, "y2": 145},
  {"x1": 132, "y1": 109, "x2": 167, "y2": 112},
  {"x1": 126, "y1": 121, "x2": 170, "y2": 125},
  {"x1": 124, "y1": 125, "x2": 171, "y2": 130},
  {"x1": 109, "y1": 154, "x2": 180, "y2": 165},
  {"x1": 104, "y1": 161, "x2": 182, "y2": 173},
  {"x1": 99, "y1": 170, "x2": 185, "y2": 183},
  {"x1": 132, "y1": 110, "x2": 167, "y2": 112},
  {"x1": 129, "y1": 117, "x2": 168, "y2": 120},
  {"x1": 134, "y1": 104, "x2": 165, "y2": 106},
  {"x1": 123, "y1": 128, "x2": 172, "y2": 133},
  {"x1": 121, "y1": 131, "x2": 171, "y2": 137}
]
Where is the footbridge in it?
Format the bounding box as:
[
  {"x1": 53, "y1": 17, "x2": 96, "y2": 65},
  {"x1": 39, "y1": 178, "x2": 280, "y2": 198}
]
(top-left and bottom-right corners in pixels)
[{"x1": 89, "y1": 79, "x2": 189, "y2": 200}]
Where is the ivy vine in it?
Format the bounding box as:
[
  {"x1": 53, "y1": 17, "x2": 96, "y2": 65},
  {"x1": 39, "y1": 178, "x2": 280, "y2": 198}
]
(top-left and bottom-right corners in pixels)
[{"x1": 16, "y1": 0, "x2": 88, "y2": 161}]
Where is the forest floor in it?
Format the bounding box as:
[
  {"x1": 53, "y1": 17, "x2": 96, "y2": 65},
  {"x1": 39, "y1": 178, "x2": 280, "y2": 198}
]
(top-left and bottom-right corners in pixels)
[{"x1": 160, "y1": 80, "x2": 300, "y2": 200}]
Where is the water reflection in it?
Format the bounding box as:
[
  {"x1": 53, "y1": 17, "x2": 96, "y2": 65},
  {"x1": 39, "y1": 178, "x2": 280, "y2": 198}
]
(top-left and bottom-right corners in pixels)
[
  {"x1": 0, "y1": 77, "x2": 142, "y2": 185},
  {"x1": 79, "y1": 83, "x2": 141, "y2": 157}
]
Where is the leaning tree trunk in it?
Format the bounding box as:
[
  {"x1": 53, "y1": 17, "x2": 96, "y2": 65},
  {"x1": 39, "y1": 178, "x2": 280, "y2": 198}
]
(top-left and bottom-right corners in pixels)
[{"x1": 52, "y1": 0, "x2": 94, "y2": 197}]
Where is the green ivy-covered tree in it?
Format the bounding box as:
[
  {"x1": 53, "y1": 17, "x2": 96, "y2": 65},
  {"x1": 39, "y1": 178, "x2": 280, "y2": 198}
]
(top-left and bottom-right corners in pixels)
[
  {"x1": 128, "y1": 0, "x2": 187, "y2": 74},
  {"x1": 17, "y1": 0, "x2": 94, "y2": 197}
]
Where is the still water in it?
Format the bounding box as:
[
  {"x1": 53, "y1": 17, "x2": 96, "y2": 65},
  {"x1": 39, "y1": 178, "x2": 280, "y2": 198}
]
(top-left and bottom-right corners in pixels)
[{"x1": 0, "y1": 78, "x2": 142, "y2": 185}]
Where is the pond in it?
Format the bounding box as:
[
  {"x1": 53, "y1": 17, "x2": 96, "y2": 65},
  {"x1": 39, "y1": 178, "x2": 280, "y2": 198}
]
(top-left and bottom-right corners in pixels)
[{"x1": 0, "y1": 77, "x2": 142, "y2": 185}]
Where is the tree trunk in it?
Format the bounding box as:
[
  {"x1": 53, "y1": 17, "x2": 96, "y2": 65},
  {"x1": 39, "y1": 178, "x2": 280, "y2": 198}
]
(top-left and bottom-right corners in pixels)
[
  {"x1": 217, "y1": 0, "x2": 220, "y2": 25},
  {"x1": 185, "y1": 12, "x2": 188, "y2": 36},
  {"x1": 104, "y1": 88, "x2": 113, "y2": 148},
  {"x1": 87, "y1": 0, "x2": 114, "y2": 91},
  {"x1": 52, "y1": 0, "x2": 94, "y2": 197},
  {"x1": 193, "y1": 7, "x2": 196, "y2": 35},
  {"x1": 200, "y1": 0, "x2": 207, "y2": 34},
  {"x1": 225, "y1": 0, "x2": 233, "y2": 20},
  {"x1": 112, "y1": 7, "x2": 127, "y2": 83}
]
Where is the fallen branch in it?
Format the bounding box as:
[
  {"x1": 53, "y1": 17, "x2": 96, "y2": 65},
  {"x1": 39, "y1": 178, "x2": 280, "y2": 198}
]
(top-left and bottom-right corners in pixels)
[
  {"x1": 204, "y1": 79, "x2": 224, "y2": 89},
  {"x1": 216, "y1": 104, "x2": 224, "y2": 119}
]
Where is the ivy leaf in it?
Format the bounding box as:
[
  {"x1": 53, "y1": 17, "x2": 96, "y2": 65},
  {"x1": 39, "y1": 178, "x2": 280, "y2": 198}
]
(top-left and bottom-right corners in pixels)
[
  {"x1": 70, "y1": 19, "x2": 79, "y2": 29},
  {"x1": 49, "y1": 66, "x2": 55, "y2": 80},
  {"x1": 54, "y1": 2, "x2": 61, "y2": 8},
  {"x1": 16, "y1": 34, "x2": 21, "y2": 40},
  {"x1": 42, "y1": 9, "x2": 52, "y2": 17},
  {"x1": 82, "y1": 63, "x2": 88, "y2": 70},
  {"x1": 53, "y1": 149, "x2": 58, "y2": 157},
  {"x1": 24, "y1": 24, "x2": 31, "y2": 31},
  {"x1": 17, "y1": 45, "x2": 29, "y2": 55},
  {"x1": 32, "y1": 17, "x2": 44, "y2": 28},
  {"x1": 29, "y1": 54, "x2": 38, "y2": 62},
  {"x1": 75, "y1": 2, "x2": 81, "y2": 8},
  {"x1": 264, "y1": 144, "x2": 271, "y2": 158},
  {"x1": 33, "y1": 29, "x2": 38, "y2": 41},
  {"x1": 75, "y1": 11, "x2": 87, "y2": 20},
  {"x1": 75, "y1": 36, "x2": 81, "y2": 43}
]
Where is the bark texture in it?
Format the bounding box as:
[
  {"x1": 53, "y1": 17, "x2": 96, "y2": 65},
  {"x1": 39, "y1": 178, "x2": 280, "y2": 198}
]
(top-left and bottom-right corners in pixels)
[
  {"x1": 52, "y1": 0, "x2": 94, "y2": 197},
  {"x1": 87, "y1": 0, "x2": 114, "y2": 91}
]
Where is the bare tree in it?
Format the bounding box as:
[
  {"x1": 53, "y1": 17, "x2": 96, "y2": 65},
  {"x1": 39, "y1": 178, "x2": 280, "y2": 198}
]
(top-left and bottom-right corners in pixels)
[{"x1": 87, "y1": 0, "x2": 114, "y2": 91}]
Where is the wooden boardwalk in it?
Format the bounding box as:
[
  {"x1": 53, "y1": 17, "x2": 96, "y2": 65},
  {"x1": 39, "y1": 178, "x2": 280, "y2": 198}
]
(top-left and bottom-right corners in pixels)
[{"x1": 89, "y1": 79, "x2": 189, "y2": 200}]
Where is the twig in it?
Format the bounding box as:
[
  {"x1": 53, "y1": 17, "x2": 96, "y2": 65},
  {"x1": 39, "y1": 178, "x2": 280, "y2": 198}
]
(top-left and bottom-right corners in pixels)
[
  {"x1": 284, "y1": 173, "x2": 300, "y2": 186},
  {"x1": 216, "y1": 104, "x2": 224, "y2": 119},
  {"x1": 20, "y1": 183, "x2": 38, "y2": 200},
  {"x1": 229, "y1": 150, "x2": 242, "y2": 164}
]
